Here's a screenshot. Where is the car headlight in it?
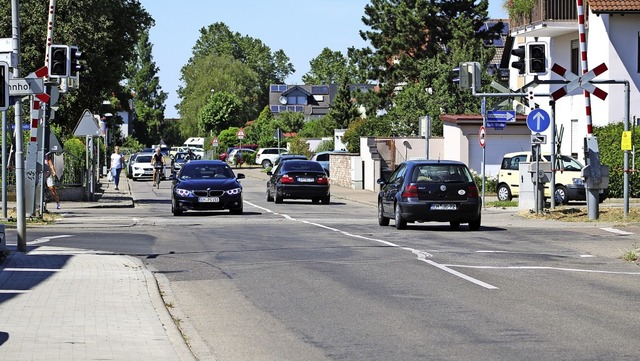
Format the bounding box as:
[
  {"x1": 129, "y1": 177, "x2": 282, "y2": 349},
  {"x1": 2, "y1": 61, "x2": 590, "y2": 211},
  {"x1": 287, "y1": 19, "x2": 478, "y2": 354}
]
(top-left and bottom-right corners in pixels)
[
  {"x1": 572, "y1": 177, "x2": 584, "y2": 185},
  {"x1": 175, "y1": 188, "x2": 193, "y2": 197},
  {"x1": 225, "y1": 187, "x2": 242, "y2": 195}
]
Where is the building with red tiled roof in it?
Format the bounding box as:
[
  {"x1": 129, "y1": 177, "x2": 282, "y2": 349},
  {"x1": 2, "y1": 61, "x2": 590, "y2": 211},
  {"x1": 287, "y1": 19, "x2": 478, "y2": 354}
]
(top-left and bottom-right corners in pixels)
[{"x1": 588, "y1": 0, "x2": 640, "y2": 13}]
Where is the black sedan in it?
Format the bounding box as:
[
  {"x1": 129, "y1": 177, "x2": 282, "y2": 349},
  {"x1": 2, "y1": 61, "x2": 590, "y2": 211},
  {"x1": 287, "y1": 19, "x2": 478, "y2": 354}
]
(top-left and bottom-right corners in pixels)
[
  {"x1": 171, "y1": 160, "x2": 244, "y2": 216},
  {"x1": 266, "y1": 160, "x2": 330, "y2": 204},
  {"x1": 377, "y1": 160, "x2": 481, "y2": 230}
]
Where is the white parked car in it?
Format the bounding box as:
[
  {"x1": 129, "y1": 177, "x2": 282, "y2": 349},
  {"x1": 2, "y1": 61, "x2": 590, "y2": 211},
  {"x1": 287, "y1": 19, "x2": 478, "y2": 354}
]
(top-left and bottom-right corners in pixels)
[{"x1": 255, "y1": 147, "x2": 288, "y2": 168}]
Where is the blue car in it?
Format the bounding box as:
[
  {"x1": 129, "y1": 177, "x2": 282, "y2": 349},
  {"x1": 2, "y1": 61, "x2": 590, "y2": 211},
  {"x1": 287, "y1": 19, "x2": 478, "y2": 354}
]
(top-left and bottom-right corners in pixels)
[
  {"x1": 171, "y1": 160, "x2": 244, "y2": 216},
  {"x1": 377, "y1": 160, "x2": 481, "y2": 230}
]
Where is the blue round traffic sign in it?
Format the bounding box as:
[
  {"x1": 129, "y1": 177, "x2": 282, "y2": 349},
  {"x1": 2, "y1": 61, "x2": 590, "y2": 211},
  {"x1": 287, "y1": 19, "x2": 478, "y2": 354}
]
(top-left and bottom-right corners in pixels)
[{"x1": 526, "y1": 108, "x2": 550, "y2": 133}]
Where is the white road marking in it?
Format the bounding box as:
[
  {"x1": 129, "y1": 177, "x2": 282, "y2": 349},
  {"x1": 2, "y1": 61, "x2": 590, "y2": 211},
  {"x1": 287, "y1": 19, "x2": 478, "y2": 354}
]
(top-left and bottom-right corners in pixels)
[
  {"x1": 444, "y1": 264, "x2": 640, "y2": 275},
  {"x1": 247, "y1": 202, "x2": 498, "y2": 290},
  {"x1": 27, "y1": 235, "x2": 73, "y2": 245},
  {"x1": 601, "y1": 227, "x2": 633, "y2": 235}
]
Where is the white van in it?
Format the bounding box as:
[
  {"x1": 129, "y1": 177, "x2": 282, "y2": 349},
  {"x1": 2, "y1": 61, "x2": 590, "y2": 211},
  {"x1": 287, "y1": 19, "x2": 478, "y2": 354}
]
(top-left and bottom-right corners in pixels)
[{"x1": 183, "y1": 137, "x2": 204, "y2": 149}]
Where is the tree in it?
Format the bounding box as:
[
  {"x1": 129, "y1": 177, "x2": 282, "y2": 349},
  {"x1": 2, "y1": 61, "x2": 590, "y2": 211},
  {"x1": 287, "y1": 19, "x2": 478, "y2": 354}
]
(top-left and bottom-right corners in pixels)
[
  {"x1": 178, "y1": 53, "x2": 260, "y2": 137},
  {"x1": 0, "y1": 0, "x2": 153, "y2": 138},
  {"x1": 245, "y1": 106, "x2": 280, "y2": 147},
  {"x1": 302, "y1": 48, "x2": 348, "y2": 85},
  {"x1": 384, "y1": 82, "x2": 429, "y2": 136},
  {"x1": 326, "y1": 73, "x2": 361, "y2": 129},
  {"x1": 298, "y1": 116, "x2": 337, "y2": 138},
  {"x1": 125, "y1": 30, "x2": 167, "y2": 147},
  {"x1": 178, "y1": 22, "x2": 294, "y2": 130},
  {"x1": 342, "y1": 117, "x2": 392, "y2": 153},
  {"x1": 347, "y1": 0, "x2": 499, "y2": 136},
  {"x1": 277, "y1": 111, "x2": 305, "y2": 133},
  {"x1": 197, "y1": 91, "x2": 243, "y2": 135}
]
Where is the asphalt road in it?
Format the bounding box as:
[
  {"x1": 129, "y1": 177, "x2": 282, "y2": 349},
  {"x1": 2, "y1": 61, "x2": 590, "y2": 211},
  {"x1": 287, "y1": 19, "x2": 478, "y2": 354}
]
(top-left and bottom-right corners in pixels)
[{"x1": 23, "y1": 172, "x2": 640, "y2": 361}]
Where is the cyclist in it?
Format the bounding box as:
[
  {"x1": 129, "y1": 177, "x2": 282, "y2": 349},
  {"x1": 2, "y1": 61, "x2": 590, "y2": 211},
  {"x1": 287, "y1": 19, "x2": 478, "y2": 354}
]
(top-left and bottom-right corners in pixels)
[
  {"x1": 151, "y1": 147, "x2": 164, "y2": 185},
  {"x1": 185, "y1": 148, "x2": 197, "y2": 162}
]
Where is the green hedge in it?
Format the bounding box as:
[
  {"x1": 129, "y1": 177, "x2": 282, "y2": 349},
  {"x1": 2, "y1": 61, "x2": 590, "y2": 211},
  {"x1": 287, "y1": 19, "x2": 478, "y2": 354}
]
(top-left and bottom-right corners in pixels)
[{"x1": 593, "y1": 123, "x2": 640, "y2": 198}]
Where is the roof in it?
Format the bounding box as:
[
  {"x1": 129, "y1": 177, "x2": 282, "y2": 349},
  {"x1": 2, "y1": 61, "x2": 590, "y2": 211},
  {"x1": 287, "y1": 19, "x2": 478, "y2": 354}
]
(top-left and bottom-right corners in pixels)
[{"x1": 588, "y1": 0, "x2": 640, "y2": 13}]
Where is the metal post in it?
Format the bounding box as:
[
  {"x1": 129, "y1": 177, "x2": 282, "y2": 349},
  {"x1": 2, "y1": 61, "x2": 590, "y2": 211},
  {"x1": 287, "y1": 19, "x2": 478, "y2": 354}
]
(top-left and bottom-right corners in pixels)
[
  {"x1": 481, "y1": 97, "x2": 486, "y2": 208},
  {"x1": 12, "y1": 0, "x2": 27, "y2": 252},
  {"x1": 549, "y1": 100, "x2": 556, "y2": 209},
  {"x1": 623, "y1": 80, "x2": 630, "y2": 217},
  {"x1": 2, "y1": 110, "x2": 6, "y2": 219}
]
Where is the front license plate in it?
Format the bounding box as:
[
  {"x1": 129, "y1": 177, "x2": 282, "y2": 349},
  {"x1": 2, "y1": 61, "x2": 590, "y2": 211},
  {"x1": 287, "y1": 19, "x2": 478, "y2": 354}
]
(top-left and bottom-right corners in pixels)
[
  {"x1": 298, "y1": 177, "x2": 315, "y2": 182},
  {"x1": 199, "y1": 197, "x2": 219, "y2": 203},
  {"x1": 431, "y1": 203, "x2": 457, "y2": 210}
]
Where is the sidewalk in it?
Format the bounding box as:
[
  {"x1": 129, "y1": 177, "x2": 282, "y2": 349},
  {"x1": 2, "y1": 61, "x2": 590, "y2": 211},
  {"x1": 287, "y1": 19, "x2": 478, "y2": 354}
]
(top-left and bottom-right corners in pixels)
[{"x1": 0, "y1": 179, "x2": 197, "y2": 361}]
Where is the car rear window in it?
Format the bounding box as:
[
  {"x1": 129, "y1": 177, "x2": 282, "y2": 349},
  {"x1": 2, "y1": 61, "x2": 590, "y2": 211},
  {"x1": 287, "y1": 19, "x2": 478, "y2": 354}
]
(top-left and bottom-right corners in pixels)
[
  {"x1": 282, "y1": 161, "x2": 324, "y2": 172},
  {"x1": 411, "y1": 164, "x2": 473, "y2": 183}
]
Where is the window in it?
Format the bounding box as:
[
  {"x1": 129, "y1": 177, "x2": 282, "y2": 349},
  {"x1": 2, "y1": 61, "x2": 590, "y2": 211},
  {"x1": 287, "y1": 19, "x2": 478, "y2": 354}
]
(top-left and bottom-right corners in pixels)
[
  {"x1": 270, "y1": 84, "x2": 287, "y2": 92},
  {"x1": 270, "y1": 105, "x2": 280, "y2": 113},
  {"x1": 311, "y1": 86, "x2": 329, "y2": 94},
  {"x1": 286, "y1": 96, "x2": 307, "y2": 105},
  {"x1": 571, "y1": 39, "x2": 579, "y2": 75}
]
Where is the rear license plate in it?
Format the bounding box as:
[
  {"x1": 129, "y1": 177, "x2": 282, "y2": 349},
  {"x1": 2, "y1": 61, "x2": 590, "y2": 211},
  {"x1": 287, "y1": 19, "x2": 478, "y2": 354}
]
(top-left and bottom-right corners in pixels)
[
  {"x1": 298, "y1": 177, "x2": 315, "y2": 182},
  {"x1": 431, "y1": 203, "x2": 457, "y2": 210},
  {"x1": 199, "y1": 197, "x2": 219, "y2": 203}
]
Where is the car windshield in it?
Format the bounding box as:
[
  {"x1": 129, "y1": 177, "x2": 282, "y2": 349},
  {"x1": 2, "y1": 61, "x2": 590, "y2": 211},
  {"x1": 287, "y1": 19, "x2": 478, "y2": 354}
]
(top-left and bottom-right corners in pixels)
[
  {"x1": 410, "y1": 164, "x2": 473, "y2": 183},
  {"x1": 136, "y1": 155, "x2": 152, "y2": 163},
  {"x1": 179, "y1": 164, "x2": 235, "y2": 180}
]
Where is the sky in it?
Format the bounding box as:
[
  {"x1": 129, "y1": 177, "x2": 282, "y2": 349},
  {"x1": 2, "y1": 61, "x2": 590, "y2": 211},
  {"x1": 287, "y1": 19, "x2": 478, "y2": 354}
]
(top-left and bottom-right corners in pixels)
[{"x1": 140, "y1": 0, "x2": 508, "y2": 119}]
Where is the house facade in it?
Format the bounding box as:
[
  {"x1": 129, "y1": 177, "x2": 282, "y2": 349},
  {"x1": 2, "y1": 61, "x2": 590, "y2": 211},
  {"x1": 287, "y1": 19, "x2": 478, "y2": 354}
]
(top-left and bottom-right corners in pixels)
[
  {"x1": 507, "y1": 0, "x2": 640, "y2": 161},
  {"x1": 268, "y1": 83, "x2": 377, "y2": 121}
]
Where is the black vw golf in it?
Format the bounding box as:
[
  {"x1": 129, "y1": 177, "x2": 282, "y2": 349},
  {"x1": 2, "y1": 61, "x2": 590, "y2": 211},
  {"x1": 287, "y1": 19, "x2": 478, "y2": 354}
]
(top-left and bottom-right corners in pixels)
[
  {"x1": 171, "y1": 160, "x2": 244, "y2": 216},
  {"x1": 377, "y1": 160, "x2": 481, "y2": 230}
]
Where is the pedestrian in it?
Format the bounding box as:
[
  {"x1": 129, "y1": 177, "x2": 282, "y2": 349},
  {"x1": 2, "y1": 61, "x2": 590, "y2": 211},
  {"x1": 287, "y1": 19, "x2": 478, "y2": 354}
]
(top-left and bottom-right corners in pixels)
[
  {"x1": 45, "y1": 153, "x2": 61, "y2": 209},
  {"x1": 110, "y1": 146, "x2": 125, "y2": 191}
]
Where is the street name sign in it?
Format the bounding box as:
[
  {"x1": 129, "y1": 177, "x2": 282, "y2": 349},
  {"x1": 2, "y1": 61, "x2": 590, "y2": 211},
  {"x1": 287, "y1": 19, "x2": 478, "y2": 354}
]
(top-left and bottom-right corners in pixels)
[
  {"x1": 487, "y1": 110, "x2": 516, "y2": 122},
  {"x1": 9, "y1": 77, "x2": 44, "y2": 96}
]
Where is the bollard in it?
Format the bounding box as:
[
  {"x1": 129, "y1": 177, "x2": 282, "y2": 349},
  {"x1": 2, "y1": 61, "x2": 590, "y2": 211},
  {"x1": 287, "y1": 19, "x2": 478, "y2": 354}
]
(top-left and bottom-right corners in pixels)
[{"x1": 0, "y1": 224, "x2": 5, "y2": 251}]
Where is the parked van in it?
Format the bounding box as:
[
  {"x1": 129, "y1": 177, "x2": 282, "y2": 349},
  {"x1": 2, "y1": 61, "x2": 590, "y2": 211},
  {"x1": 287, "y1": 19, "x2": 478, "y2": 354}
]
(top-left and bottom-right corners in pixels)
[
  {"x1": 183, "y1": 137, "x2": 205, "y2": 149},
  {"x1": 496, "y1": 151, "x2": 608, "y2": 204}
]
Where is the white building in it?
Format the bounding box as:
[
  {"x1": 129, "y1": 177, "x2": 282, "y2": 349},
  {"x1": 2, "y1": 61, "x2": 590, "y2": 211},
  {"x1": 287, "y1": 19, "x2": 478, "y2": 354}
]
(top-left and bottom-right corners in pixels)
[{"x1": 508, "y1": 1, "x2": 640, "y2": 161}]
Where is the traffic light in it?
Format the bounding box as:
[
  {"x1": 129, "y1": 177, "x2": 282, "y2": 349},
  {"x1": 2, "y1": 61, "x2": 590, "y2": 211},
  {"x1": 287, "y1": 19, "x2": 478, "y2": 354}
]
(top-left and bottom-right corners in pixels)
[
  {"x1": 48, "y1": 45, "x2": 69, "y2": 78},
  {"x1": 528, "y1": 42, "x2": 547, "y2": 74},
  {"x1": 69, "y1": 46, "x2": 85, "y2": 77},
  {"x1": 510, "y1": 45, "x2": 526, "y2": 75},
  {"x1": 0, "y1": 61, "x2": 8, "y2": 111},
  {"x1": 452, "y1": 63, "x2": 470, "y2": 90}
]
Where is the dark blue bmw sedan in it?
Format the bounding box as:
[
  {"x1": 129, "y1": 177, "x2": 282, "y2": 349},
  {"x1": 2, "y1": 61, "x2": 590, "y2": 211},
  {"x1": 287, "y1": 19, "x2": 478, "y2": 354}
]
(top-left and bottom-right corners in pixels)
[
  {"x1": 377, "y1": 160, "x2": 481, "y2": 230},
  {"x1": 171, "y1": 160, "x2": 244, "y2": 216}
]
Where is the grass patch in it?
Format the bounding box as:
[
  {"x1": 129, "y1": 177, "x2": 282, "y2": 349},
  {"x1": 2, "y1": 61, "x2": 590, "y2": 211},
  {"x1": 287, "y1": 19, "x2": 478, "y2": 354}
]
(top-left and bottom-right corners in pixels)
[
  {"x1": 0, "y1": 208, "x2": 60, "y2": 226},
  {"x1": 486, "y1": 200, "x2": 518, "y2": 208},
  {"x1": 519, "y1": 206, "x2": 640, "y2": 223},
  {"x1": 622, "y1": 249, "x2": 638, "y2": 262}
]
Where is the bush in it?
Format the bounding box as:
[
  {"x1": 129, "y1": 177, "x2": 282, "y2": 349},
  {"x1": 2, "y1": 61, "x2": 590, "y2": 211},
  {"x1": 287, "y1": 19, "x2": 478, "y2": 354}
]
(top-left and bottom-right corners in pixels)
[{"x1": 593, "y1": 123, "x2": 640, "y2": 198}]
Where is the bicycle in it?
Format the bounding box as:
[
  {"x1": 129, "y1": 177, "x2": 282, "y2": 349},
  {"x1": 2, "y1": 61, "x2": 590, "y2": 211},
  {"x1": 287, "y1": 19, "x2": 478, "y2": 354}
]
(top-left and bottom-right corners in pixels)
[{"x1": 153, "y1": 164, "x2": 163, "y2": 189}]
